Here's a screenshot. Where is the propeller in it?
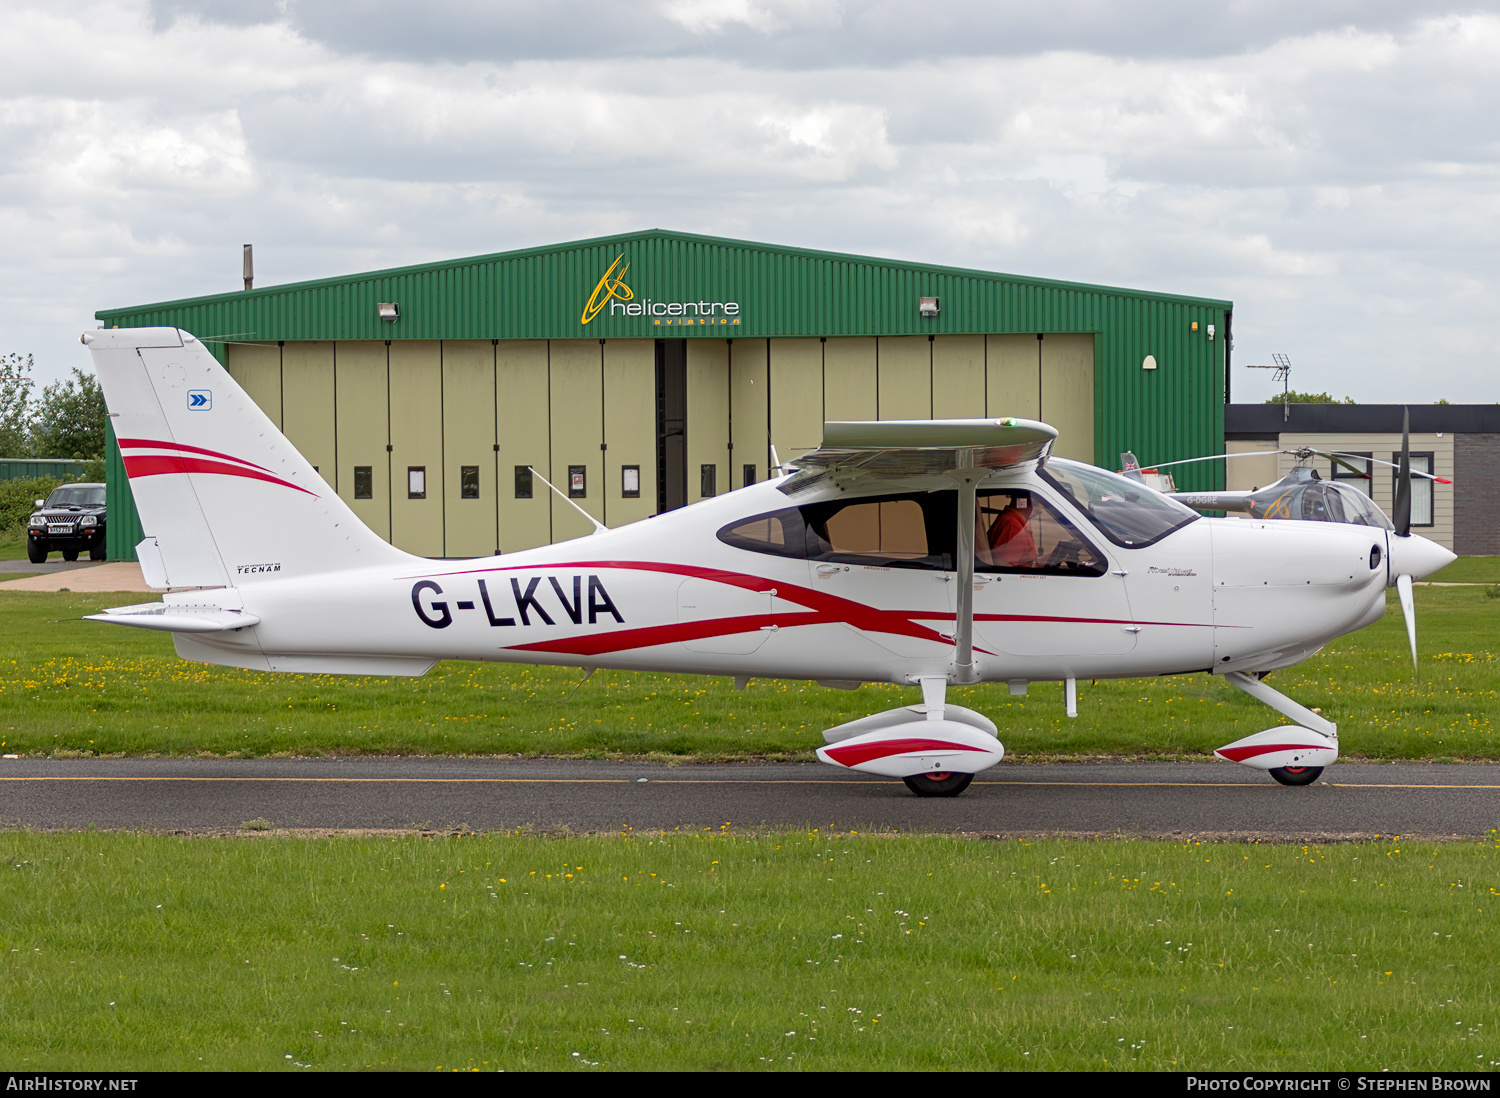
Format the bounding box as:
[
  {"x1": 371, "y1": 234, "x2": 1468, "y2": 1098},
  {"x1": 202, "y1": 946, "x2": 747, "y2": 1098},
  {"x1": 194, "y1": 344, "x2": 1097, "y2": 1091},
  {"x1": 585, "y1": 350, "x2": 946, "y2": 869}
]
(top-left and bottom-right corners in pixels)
[{"x1": 1386, "y1": 408, "x2": 1422, "y2": 672}]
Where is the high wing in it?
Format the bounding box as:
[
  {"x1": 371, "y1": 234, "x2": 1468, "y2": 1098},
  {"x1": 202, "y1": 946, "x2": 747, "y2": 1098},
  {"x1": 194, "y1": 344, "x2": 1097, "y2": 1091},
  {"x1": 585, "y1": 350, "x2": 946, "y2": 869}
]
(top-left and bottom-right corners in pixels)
[
  {"x1": 783, "y1": 417, "x2": 1058, "y2": 685},
  {"x1": 782, "y1": 417, "x2": 1057, "y2": 493}
]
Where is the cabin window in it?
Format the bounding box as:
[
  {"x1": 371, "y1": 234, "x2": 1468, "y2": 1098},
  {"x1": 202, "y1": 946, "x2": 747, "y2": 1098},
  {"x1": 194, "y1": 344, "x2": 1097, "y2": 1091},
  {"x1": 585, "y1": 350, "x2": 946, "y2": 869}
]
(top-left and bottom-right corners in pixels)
[
  {"x1": 718, "y1": 492, "x2": 956, "y2": 570},
  {"x1": 975, "y1": 489, "x2": 1106, "y2": 576}
]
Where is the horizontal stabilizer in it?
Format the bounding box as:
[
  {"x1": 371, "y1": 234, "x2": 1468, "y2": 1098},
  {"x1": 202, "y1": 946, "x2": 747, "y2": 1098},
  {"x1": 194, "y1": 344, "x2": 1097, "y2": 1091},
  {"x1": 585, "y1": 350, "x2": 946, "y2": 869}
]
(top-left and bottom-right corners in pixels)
[{"x1": 85, "y1": 602, "x2": 261, "y2": 633}]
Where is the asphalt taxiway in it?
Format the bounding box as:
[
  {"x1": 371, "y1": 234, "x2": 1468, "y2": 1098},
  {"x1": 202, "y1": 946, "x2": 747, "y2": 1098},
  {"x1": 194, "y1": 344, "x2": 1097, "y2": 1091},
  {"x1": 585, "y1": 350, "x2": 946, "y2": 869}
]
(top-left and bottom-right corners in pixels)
[{"x1": 1, "y1": 756, "x2": 1496, "y2": 839}]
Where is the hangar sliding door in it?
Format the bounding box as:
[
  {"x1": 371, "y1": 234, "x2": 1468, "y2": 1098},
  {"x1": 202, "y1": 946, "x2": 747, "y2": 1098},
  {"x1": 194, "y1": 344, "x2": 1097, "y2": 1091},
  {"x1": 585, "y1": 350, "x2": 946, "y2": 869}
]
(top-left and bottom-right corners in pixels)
[
  {"x1": 730, "y1": 338, "x2": 769, "y2": 488},
  {"x1": 686, "y1": 340, "x2": 729, "y2": 504},
  {"x1": 389, "y1": 341, "x2": 444, "y2": 558},
  {"x1": 931, "y1": 335, "x2": 985, "y2": 419},
  {"x1": 281, "y1": 342, "x2": 336, "y2": 489},
  {"x1": 604, "y1": 339, "x2": 656, "y2": 528},
  {"x1": 876, "y1": 335, "x2": 931, "y2": 420},
  {"x1": 442, "y1": 340, "x2": 497, "y2": 558},
  {"x1": 496, "y1": 341, "x2": 551, "y2": 554},
  {"x1": 226, "y1": 343, "x2": 282, "y2": 430},
  {"x1": 335, "y1": 342, "x2": 391, "y2": 541},
  {"x1": 548, "y1": 340, "x2": 605, "y2": 539},
  {"x1": 1040, "y1": 333, "x2": 1094, "y2": 463},
  {"x1": 768, "y1": 338, "x2": 823, "y2": 472}
]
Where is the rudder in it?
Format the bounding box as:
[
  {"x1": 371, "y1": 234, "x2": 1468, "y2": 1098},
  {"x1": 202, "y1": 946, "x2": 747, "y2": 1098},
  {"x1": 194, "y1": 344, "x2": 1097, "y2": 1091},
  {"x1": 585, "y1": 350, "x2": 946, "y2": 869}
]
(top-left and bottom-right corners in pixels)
[{"x1": 84, "y1": 327, "x2": 410, "y2": 588}]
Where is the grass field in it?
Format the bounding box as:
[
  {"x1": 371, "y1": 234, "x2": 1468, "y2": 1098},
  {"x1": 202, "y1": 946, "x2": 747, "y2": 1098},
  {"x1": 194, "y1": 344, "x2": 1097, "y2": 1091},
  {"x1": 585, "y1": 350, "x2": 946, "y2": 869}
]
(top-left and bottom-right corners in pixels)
[
  {"x1": 2, "y1": 829, "x2": 1497, "y2": 1071},
  {"x1": 2, "y1": 565, "x2": 1497, "y2": 1073},
  {"x1": 0, "y1": 580, "x2": 1493, "y2": 761}
]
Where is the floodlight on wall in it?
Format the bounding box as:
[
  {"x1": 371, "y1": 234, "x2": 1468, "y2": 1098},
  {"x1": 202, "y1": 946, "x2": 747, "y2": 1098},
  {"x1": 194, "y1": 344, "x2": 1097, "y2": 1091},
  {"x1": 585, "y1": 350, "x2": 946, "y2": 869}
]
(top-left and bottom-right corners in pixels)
[
  {"x1": 1207, "y1": 324, "x2": 1215, "y2": 341},
  {"x1": 918, "y1": 296, "x2": 940, "y2": 317},
  {"x1": 377, "y1": 302, "x2": 400, "y2": 322},
  {"x1": 1142, "y1": 354, "x2": 1158, "y2": 371}
]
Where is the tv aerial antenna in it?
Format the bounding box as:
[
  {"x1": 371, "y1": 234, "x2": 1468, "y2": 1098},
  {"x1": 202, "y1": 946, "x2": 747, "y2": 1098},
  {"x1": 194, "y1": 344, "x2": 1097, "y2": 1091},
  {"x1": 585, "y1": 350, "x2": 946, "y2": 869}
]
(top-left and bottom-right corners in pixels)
[{"x1": 1249, "y1": 354, "x2": 1293, "y2": 421}]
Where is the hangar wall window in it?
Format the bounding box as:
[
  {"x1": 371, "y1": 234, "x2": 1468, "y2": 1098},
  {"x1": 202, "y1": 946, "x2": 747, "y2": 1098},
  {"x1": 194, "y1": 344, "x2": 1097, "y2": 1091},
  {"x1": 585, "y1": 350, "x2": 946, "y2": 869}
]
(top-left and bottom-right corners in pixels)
[
  {"x1": 514, "y1": 466, "x2": 533, "y2": 499},
  {"x1": 407, "y1": 467, "x2": 426, "y2": 499},
  {"x1": 1332, "y1": 452, "x2": 1373, "y2": 498},
  {"x1": 568, "y1": 465, "x2": 587, "y2": 498},
  {"x1": 701, "y1": 464, "x2": 717, "y2": 498},
  {"x1": 354, "y1": 466, "x2": 373, "y2": 500},
  {"x1": 743, "y1": 464, "x2": 757, "y2": 488},
  {"x1": 621, "y1": 465, "x2": 641, "y2": 498},
  {"x1": 1395, "y1": 452, "x2": 1435, "y2": 527},
  {"x1": 460, "y1": 466, "x2": 480, "y2": 499}
]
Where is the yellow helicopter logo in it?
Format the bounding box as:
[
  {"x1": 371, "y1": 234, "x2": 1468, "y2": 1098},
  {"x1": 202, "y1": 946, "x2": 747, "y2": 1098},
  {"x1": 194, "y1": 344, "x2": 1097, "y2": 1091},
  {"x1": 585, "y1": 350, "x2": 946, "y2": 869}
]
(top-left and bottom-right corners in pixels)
[{"x1": 580, "y1": 254, "x2": 633, "y2": 325}]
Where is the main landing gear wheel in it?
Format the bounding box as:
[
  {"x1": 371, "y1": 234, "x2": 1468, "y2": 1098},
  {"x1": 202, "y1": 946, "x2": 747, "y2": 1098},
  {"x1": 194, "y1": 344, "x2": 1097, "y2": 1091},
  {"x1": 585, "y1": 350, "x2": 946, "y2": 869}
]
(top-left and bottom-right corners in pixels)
[
  {"x1": 1269, "y1": 765, "x2": 1324, "y2": 787},
  {"x1": 902, "y1": 771, "x2": 975, "y2": 798}
]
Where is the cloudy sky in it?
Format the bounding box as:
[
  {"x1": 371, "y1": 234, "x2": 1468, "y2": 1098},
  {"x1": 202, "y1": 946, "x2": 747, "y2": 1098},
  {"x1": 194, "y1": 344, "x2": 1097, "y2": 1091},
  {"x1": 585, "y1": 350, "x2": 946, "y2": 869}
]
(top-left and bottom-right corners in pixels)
[{"x1": 4, "y1": 0, "x2": 1498, "y2": 407}]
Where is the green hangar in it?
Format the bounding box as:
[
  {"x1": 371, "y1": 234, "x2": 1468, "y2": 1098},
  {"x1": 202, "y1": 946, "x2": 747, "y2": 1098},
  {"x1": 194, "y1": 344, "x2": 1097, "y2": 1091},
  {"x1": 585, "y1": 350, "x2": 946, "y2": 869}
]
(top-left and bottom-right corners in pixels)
[{"x1": 95, "y1": 229, "x2": 1233, "y2": 560}]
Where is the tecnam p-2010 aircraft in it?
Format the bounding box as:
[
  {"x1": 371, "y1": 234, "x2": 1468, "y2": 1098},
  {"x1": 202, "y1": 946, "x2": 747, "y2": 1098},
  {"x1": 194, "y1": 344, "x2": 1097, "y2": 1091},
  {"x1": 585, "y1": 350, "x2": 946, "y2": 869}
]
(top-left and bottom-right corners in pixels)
[{"x1": 81, "y1": 328, "x2": 1455, "y2": 796}]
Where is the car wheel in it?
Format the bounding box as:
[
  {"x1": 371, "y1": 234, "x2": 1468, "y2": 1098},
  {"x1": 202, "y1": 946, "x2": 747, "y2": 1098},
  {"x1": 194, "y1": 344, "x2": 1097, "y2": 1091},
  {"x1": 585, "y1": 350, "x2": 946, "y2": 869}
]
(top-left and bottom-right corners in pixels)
[
  {"x1": 61, "y1": 548, "x2": 79, "y2": 562},
  {"x1": 90, "y1": 544, "x2": 107, "y2": 561},
  {"x1": 27, "y1": 537, "x2": 47, "y2": 564}
]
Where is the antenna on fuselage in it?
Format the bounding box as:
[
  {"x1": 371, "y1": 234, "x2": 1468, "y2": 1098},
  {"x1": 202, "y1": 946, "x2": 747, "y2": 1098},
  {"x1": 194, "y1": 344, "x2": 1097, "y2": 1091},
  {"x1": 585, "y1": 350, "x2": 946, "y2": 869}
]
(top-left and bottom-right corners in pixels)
[{"x1": 527, "y1": 465, "x2": 608, "y2": 536}]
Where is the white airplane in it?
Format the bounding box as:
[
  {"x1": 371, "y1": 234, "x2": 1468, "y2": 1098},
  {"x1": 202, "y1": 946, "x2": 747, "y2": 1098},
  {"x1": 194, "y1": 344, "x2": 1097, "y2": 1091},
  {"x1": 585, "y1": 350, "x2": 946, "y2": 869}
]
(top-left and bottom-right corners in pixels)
[{"x1": 79, "y1": 327, "x2": 1456, "y2": 796}]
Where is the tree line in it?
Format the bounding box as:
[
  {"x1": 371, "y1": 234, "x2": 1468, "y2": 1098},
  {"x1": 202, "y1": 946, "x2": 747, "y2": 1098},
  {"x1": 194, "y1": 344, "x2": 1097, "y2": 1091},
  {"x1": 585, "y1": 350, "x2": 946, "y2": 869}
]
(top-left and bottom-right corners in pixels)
[{"x1": 0, "y1": 353, "x2": 106, "y2": 462}]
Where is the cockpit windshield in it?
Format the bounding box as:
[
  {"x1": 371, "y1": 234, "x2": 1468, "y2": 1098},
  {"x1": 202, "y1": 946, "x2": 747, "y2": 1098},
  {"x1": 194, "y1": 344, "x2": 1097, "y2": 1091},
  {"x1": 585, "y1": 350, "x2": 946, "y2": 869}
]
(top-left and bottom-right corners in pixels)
[{"x1": 1039, "y1": 458, "x2": 1200, "y2": 548}]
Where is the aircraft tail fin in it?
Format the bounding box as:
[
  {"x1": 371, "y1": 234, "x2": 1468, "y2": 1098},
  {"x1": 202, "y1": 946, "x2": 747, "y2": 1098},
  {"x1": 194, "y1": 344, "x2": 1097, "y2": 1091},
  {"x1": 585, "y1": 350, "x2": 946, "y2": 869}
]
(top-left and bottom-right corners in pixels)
[{"x1": 84, "y1": 327, "x2": 410, "y2": 588}]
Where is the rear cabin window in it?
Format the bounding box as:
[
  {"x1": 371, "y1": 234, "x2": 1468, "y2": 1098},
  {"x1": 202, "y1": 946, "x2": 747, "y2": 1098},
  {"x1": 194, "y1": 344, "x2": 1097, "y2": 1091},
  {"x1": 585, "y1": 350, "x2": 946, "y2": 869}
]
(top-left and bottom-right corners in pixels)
[{"x1": 718, "y1": 492, "x2": 954, "y2": 570}]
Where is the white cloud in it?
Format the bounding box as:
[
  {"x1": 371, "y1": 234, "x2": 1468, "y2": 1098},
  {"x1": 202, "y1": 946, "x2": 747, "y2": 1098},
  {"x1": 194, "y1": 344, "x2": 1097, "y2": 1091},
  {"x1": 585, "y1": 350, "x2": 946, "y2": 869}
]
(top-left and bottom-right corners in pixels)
[{"x1": 2, "y1": 0, "x2": 1499, "y2": 407}]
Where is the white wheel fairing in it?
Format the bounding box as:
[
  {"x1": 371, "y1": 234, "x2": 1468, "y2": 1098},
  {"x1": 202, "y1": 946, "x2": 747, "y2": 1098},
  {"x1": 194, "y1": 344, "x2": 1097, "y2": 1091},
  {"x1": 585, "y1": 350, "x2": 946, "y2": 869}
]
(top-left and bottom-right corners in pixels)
[
  {"x1": 815, "y1": 719, "x2": 1004, "y2": 779},
  {"x1": 1214, "y1": 727, "x2": 1339, "y2": 772}
]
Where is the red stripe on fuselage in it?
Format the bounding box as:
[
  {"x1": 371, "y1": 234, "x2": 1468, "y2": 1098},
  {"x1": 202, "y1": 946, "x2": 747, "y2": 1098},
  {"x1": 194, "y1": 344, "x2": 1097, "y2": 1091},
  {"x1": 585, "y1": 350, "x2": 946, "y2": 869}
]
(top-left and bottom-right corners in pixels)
[{"x1": 405, "y1": 560, "x2": 1213, "y2": 659}]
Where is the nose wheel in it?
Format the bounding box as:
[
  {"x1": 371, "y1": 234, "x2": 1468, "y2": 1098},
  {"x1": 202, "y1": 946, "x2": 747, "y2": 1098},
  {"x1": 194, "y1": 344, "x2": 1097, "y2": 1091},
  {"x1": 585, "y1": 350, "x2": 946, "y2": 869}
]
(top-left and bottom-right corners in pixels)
[
  {"x1": 1269, "y1": 765, "x2": 1324, "y2": 786},
  {"x1": 902, "y1": 771, "x2": 975, "y2": 798}
]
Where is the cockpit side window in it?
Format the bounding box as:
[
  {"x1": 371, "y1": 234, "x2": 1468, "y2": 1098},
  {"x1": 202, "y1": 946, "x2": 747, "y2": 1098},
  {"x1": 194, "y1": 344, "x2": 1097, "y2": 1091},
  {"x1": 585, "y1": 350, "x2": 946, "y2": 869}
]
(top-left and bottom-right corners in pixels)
[
  {"x1": 976, "y1": 489, "x2": 1107, "y2": 576},
  {"x1": 1040, "y1": 458, "x2": 1200, "y2": 549}
]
